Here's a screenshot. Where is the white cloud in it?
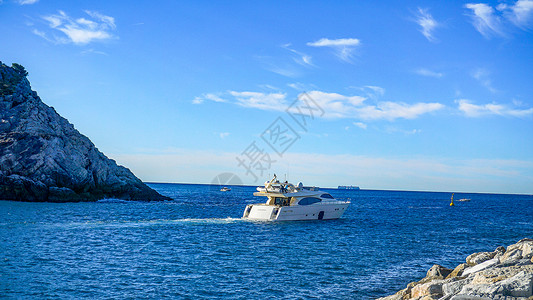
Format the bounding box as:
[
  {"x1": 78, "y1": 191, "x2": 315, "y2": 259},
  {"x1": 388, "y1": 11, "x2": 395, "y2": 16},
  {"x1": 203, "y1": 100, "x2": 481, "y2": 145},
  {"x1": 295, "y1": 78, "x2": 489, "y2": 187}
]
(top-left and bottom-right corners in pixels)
[
  {"x1": 457, "y1": 99, "x2": 533, "y2": 117},
  {"x1": 85, "y1": 10, "x2": 116, "y2": 29},
  {"x1": 465, "y1": 3, "x2": 505, "y2": 38},
  {"x1": 287, "y1": 82, "x2": 317, "y2": 91},
  {"x1": 303, "y1": 90, "x2": 366, "y2": 118},
  {"x1": 219, "y1": 132, "x2": 230, "y2": 139},
  {"x1": 307, "y1": 38, "x2": 361, "y2": 47},
  {"x1": 354, "y1": 122, "x2": 367, "y2": 129},
  {"x1": 415, "y1": 68, "x2": 443, "y2": 78},
  {"x1": 192, "y1": 93, "x2": 226, "y2": 104},
  {"x1": 18, "y1": 0, "x2": 38, "y2": 4},
  {"x1": 414, "y1": 8, "x2": 440, "y2": 42},
  {"x1": 80, "y1": 48, "x2": 108, "y2": 56},
  {"x1": 498, "y1": 0, "x2": 533, "y2": 27},
  {"x1": 196, "y1": 89, "x2": 443, "y2": 121},
  {"x1": 356, "y1": 101, "x2": 444, "y2": 121},
  {"x1": 36, "y1": 10, "x2": 116, "y2": 45},
  {"x1": 298, "y1": 90, "x2": 443, "y2": 120},
  {"x1": 229, "y1": 91, "x2": 287, "y2": 111},
  {"x1": 307, "y1": 38, "x2": 361, "y2": 63},
  {"x1": 465, "y1": 1, "x2": 533, "y2": 37}
]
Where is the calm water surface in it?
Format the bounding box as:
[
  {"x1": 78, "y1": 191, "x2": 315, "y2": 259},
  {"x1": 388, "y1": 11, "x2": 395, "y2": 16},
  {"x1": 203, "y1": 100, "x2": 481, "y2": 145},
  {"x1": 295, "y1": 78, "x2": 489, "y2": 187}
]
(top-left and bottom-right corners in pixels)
[{"x1": 1, "y1": 183, "x2": 532, "y2": 299}]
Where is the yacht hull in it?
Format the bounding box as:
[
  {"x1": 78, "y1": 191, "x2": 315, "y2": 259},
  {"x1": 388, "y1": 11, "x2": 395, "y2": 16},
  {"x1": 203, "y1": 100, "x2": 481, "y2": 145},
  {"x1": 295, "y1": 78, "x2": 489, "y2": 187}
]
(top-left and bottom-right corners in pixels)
[{"x1": 242, "y1": 203, "x2": 349, "y2": 221}]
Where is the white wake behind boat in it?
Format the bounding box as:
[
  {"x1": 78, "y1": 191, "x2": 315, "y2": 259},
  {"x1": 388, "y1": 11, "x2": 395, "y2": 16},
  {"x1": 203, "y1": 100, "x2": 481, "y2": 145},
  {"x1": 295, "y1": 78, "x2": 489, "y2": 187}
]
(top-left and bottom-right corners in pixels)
[{"x1": 242, "y1": 175, "x2": 350, "y2": 221}]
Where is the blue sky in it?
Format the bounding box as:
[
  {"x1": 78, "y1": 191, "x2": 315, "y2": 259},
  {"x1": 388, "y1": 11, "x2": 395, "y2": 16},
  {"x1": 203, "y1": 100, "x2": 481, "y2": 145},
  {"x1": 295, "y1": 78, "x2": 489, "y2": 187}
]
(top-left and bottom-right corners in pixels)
[{"x1": 2, "y1": 0, "x2": 533, "y2": 194}]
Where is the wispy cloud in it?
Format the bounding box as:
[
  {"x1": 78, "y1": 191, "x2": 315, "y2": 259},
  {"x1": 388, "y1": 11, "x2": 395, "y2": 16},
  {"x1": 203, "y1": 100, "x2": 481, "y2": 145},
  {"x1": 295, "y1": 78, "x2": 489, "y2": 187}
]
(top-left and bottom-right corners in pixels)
[
  {"x1": 305, "y1": 88, "x2": 442, "y2": 120},
  {"x1": 383, "y1": 126, "x2": 422, "y2": 135},
  {"x1": 192, "y1": 93, "x2": 226, "y2": 104},
  {"x1": 471, "y1": 68, "x2": 497, "y2": 93},
  {"x1": 465, "y1": 1, "x2": 533, "y2": 38},
  {"x1": 307, "y1": 38, "x2": 361, "y2": 63},
  {"x1": 196, "y1": 89, "x2": 443, "y2": 121},
  {"x1": 413, "y1": 8, "x2": 440, "y2": 42},
  {"x1": 457, "y1": 99, "x2": 533, "y2": 117},
  {"x1": 465, "y1": 3, "x2": 505, "y2": 38},
  {"x1": 362, "y1": 86, "x2": 385, "y2": 99},
  {"x1": 415, "y1": 68, "x2": 443, "y2": 78},
  {"x1": 229, "y1": 91, "x2": 287, "y2": 111},
  {"x1": 34, "y1": 10, "x2": 117, "y2": 45},
  {"x1": 255, "y1": 44, "x2": 313, "y2": 78},
  {"x1": 255, "y1": 54, "x2": 301, "y2": 78},
  {"x1": 18, "y1": 0, "x2": 39, "y2": 4},
  {"x1": 80, "y1": 48, "x2": 108, "y2": 56},
  {"x1": 282, "y1": 44, "x2": 313, "y2": 67},
  {"x1": 219, "y1": 132, "x2": 230, "y2": 139},
  {"x1": 355, "y1": 101, "x2": 444, "y2": 121},
  {"x1": 498, "y1": 0, "x2": 533, "y2": 28},
  {"x1": 353, "y1": 122, "x2": 367, "y2": 129}
]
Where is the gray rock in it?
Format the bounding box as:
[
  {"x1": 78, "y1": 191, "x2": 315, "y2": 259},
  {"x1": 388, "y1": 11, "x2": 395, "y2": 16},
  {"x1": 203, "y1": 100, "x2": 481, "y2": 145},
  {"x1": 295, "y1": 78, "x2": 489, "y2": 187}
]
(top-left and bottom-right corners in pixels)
[
  {"x1": 377, "y1": 239, "x2": 533, "y2": 300},
  {"x1": 443, "y1": 277, "x2": 473, "y2": 296},
  {"x1": 447, "y1": 264, "x2": 468, "y2": 279},
  {"x1": 0, "y1": 61, "x2": 171, "y2": 202},
  {"x1": 493, "y1": 271, "x2": 532, "y2": 297},
  {"x1": 427, "y1": 265, "x2": 453, "y2": 279},
  {"x1": 462, "y1": 258, "x2": 499, "y2": 277},
  {"x1": 500, "y1": 239, "x2": 533, "y2": 264},
  {"x1": 411, "y1": 279, "x2": 446, "y2": 298},
  {"x1": 467, "y1": 252, "x2": 495, "y2": 266},
  {"x1": 450, "y1": 295, "x2": 490, "y2": 300}
]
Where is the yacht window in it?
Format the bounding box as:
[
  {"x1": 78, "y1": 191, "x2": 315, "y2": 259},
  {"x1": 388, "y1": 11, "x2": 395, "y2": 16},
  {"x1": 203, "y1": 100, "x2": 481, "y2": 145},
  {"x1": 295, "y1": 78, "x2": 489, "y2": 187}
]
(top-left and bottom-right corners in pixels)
[
  {"x1": 321, "y1": 193, "x2": 334, "y2": 199},
  {"x1": 298, "y1": 197, "x2": 322, "y2": 205},
  {"x1": 274, "y1": 197, "x2": 285, "y2": 206}
]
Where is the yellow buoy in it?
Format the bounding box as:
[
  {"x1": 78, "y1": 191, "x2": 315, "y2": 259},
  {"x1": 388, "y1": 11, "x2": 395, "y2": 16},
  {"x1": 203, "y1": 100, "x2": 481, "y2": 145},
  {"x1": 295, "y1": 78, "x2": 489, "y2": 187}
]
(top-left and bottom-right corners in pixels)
[{"x1": 450, "y1": 193, "x2": 455, "y2": 206}]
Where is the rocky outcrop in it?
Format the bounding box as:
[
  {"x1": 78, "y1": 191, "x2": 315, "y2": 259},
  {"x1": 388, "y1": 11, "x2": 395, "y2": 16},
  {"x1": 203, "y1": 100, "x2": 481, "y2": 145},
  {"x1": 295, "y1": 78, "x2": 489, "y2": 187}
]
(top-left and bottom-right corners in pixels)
[
  {"x1": 0, "y1": 61, "x2": 171, "y2": 202},
  {"x1": 377, "y1": 238, "x2": 533, "y2": 300}
]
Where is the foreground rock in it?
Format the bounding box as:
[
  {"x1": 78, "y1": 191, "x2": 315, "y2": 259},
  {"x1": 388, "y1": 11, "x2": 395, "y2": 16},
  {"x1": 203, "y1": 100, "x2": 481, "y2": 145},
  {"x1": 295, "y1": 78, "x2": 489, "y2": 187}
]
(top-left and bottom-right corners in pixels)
[
  {"x1": 377, "y1": 238, "x2": 533, "y2": 300},
  {"x1": 0, "y1": 61, "x2": 171, "y2": 202}
]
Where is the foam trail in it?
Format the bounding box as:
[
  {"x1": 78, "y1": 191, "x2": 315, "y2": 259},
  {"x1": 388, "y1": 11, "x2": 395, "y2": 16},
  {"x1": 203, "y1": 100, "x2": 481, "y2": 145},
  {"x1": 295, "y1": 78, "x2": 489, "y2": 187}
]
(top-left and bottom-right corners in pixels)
[{"x1": 42, "y1": 217, "x2": 245, "y2": 230}]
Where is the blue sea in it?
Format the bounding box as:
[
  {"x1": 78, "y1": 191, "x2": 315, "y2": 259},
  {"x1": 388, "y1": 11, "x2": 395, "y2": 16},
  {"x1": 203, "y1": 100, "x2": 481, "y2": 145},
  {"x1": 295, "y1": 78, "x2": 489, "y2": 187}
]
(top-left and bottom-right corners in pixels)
[{"x1": 1, "y1": 183, "x2": 532, "y2": 299}]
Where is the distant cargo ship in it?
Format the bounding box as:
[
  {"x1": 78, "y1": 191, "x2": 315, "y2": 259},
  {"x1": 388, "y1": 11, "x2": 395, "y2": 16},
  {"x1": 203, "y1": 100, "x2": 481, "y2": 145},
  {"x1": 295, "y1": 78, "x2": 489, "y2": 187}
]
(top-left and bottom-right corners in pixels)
[{"x1": 338, "y1": 185, "x2": 360, "y2": 190}]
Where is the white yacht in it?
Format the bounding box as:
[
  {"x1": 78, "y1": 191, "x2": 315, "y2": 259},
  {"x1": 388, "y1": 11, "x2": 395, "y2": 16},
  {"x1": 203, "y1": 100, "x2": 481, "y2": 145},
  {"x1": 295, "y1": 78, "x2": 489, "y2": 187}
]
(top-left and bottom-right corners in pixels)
[{"x1": 242, "y1": 175, "x2": 350, "y2": 221}]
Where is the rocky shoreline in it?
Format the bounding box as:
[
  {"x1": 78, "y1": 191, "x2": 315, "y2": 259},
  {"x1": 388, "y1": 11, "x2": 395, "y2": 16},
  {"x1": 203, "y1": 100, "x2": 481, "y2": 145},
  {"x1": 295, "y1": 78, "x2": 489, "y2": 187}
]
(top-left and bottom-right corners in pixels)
[
  {"x1": 377, "y1": 238, "x2": 533, "y2": 300},
  {"x1": 0, "y1": 61, "x2": 170, "y2": 202}
]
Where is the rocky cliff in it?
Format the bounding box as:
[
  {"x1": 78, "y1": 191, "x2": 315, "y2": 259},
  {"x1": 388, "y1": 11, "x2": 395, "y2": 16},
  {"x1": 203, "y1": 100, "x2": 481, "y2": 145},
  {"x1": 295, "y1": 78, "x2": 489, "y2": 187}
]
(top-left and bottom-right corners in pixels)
[
  {"x1": 377, "y1": 238, "x2": 533, "y2": 300},
  {"x1": 0, "y1": 61, "x2": 171, "y2": 202}
]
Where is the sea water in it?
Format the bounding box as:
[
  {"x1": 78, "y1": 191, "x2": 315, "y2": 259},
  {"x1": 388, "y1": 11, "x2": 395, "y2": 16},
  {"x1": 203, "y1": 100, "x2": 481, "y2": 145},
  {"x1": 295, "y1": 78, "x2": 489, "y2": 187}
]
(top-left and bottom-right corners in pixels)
[{"x1": 1, "y1": 183, "x2": 532, "y2": 299}]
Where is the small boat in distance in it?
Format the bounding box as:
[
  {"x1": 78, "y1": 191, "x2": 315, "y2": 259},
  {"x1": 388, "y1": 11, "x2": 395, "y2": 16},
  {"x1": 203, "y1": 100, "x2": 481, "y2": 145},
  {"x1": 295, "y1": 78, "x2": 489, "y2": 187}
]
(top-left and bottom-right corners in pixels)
[
  {"x1": 458, "y1": 198, "x2": 471, "y2": 202},
  {"x1": 243, "y1": 175, "x2": 350, "y2": 221},
  {"x1": 338, "y1": 185, "x2": 360, "y2": 190},
  {"x1": 220, "y1": 187, "x2": 231, "y2": 192}
]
